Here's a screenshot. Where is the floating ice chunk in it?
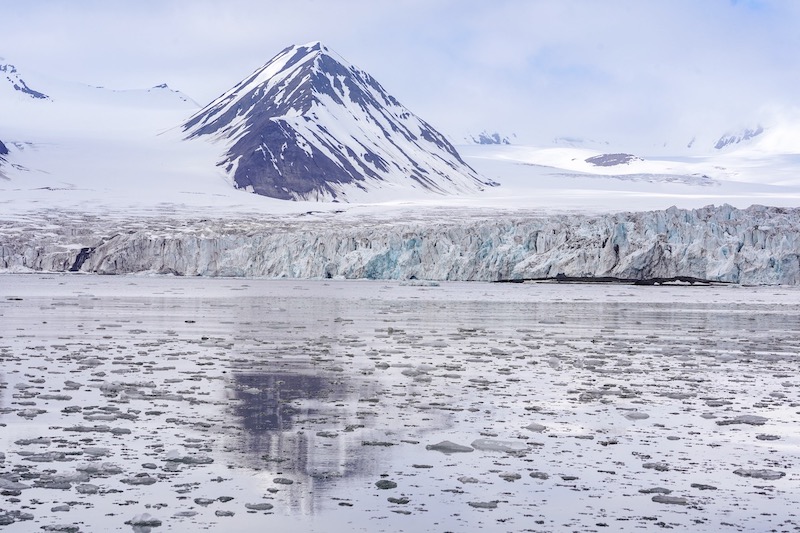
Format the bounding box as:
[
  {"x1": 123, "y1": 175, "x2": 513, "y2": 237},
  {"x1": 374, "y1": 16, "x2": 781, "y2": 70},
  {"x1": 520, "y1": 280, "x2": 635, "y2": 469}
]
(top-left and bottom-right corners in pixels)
[
  {"x1": 471, "y1": 439, "x2": 528, "y2": 453},
  {"x1": 733, "y1": 468, "x2": 785, "y2": 480},
  {"x1": 125, "y1": 513, "x2": 162, "y2": 527},
  {"x1": 717, "y1": 415, "x2": 768, "y2": 426},
  {"x1": 524, "y1": 422, "x2": 546, "y2": 432},
  {"x1": 652, "y1": 495, "x2": 688, "y2": 505},
  {"x1": 0, "y1": 477, "x2": 30, "y2": 491},
  {"x1": 425, "y1": 440, "x2": 474, "y2": 454},
  {"x1": 121, "y1": 474, "x2": 157, "y2": 485},
  {"x1": 468, "y1": 501, "x2": 498, "y2": 509},
  {"x1": 245, "y1": 503, "x2": 274, "y2": 511},
  {"x1": 623, "y1": 411, "x2": 649, "y2": 420},
  {"x1": 82, "y1": 447, "x2": 110, "y2": 457},
  {"x1": 75, "y1": 484, "x2": 99, "y2": 494},
  {"x1": 164, "y1": 449, "x2": 213, "y2": 464}
]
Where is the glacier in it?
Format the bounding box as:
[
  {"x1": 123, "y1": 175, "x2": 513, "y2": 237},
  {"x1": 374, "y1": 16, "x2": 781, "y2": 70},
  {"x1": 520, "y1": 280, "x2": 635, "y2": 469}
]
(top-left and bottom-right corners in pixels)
[{"x1": 1, "y1": 204, "x2": 798, "y2": 285}]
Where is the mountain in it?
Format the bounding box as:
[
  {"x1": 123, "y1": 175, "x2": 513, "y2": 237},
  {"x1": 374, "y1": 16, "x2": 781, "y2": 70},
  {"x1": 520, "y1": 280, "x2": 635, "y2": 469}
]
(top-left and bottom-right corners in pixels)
[
  {"x1": 0, "y1": 138, "x2": 8, "y2": 176},
  {"x1": 469, "y1": 131, "x2": 513, "y2": 145},
  {"x1": 714, "y1": 126, "x2": 764, "y2": 150},
  {"x1": 48, "y1": 81, "x2": 200, "y2": 110},
  {"x1": 0, "y1": 139, "x2": 9, "y2": 180},
  {"x1": 0, "y1": 60, "x2": 49, "y2": 100},
  {"x1": 1, "y1": 56, "x2": 196, "y2": 111},
  {"x1": 183, "y1": 41, "x2": 492, "y2": 201}
]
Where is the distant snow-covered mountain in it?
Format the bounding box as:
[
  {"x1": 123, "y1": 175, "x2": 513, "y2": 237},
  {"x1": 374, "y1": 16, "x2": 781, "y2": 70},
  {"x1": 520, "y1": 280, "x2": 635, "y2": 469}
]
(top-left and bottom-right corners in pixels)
[
  {"x1": 183, "y1": 41, "x2": 492, "y2": 201},
  {"x1": 468, "y1": 131, "x2": 514, "y2": 145},
  {"x1": 714, "y1": 126, "x2": 764, "y2": 150},
  {"x1": 0, "y1": 139, "x2": 9, "y2": 179},
  {"x1": 0, "y1": 60, "x2": 49, "y2": 100},
  {"x1": 1, "y1": 56, "x2": 197, "y2": 112}
]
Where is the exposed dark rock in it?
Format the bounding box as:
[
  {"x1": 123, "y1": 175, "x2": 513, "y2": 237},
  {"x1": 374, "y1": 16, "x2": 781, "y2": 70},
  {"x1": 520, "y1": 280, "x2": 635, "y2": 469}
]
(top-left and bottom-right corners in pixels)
[
  {"x1": 69, "y1": 247, "x2": 95, "y2": 272},
  {"x1": 585, "y1": 153, "x2": 642, "y2": 166}
]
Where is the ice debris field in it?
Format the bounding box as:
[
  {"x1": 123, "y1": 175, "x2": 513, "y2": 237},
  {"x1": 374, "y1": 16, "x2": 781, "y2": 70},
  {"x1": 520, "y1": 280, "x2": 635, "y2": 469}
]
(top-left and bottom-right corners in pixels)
[{"x1": 0, "y1": 275, "x2": 798, "y2": 532}]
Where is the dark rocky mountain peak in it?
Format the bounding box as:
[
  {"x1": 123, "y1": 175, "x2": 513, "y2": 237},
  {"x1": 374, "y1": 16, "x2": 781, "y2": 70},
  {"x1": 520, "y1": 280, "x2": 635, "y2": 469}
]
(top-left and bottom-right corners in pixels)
[{"x1": 183, "y1": 42, "x2": 491, "y2": 201}]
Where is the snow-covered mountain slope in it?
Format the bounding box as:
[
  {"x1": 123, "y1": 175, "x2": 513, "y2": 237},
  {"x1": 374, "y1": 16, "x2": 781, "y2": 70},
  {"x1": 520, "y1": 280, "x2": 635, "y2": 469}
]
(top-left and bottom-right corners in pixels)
[
  {"x1": 714, "y1": 126, "x2": 764, "y2": 150},
  {"x1": 0, "y1": 51, "x2": 798, "y2": 217},
  {"x1": 2, "y1": 57, "x2": 196, "y2": 110},
  {"x1": 0, "y1": 60, "x2": 49, "y2": 100},
  {"x1": 0, "y1": 138, "x2": 8, "y2": 179},
  {"x1": 2, "y1": 205, "x2": 798, "y2": 285},
  {"x1": 0, "y1": 57, "x2": 226, "y2": 211},
  {"x1": 468, "y1": 131, "x2": 513, "y2": 145},
  {"x1": 183, "y1": 41, "x2": 491, "y2": 201},
  {"x1": 463, "y1": 142, "x2": 800, "y2": 188}
]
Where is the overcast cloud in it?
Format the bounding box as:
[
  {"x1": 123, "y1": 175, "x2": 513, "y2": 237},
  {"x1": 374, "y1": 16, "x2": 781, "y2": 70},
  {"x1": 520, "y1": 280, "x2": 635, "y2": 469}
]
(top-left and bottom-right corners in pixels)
[{"x1": 2, "y1": 0, "x2": 798, "y2": 152}]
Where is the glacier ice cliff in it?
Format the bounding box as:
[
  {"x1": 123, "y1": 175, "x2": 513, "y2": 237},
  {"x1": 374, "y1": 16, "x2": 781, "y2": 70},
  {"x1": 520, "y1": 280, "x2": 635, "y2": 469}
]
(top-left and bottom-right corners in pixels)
[{"x1": 1, "y1": 205, "x2": 799, "y2": 285}]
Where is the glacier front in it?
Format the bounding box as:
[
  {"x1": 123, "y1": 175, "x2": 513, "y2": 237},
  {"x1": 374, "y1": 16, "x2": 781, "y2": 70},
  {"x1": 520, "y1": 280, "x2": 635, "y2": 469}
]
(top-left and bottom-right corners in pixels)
[{"x1": 1, "y1": 204, "x2": 798, "y2": 285}]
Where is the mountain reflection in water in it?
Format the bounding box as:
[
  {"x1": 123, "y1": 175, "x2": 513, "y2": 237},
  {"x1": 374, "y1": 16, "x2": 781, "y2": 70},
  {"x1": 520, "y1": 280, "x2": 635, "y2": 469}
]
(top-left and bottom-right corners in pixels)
[{"x1": 230, "y1": 371, "x2": 387, "y2": 485}]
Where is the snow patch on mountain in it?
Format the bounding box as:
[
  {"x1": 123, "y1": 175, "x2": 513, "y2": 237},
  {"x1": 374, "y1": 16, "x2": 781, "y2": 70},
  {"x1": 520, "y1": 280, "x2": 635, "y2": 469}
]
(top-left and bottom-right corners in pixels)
[{"x1": 183, "y1": 41, "x2": 491, "y2": 201}]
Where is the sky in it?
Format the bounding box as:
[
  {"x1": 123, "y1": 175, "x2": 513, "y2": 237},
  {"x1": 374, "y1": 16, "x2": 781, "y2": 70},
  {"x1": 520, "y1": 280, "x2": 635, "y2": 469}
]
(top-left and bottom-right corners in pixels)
[{"x1": 2, "y1": 0, "x2": 799, "y2": 153}]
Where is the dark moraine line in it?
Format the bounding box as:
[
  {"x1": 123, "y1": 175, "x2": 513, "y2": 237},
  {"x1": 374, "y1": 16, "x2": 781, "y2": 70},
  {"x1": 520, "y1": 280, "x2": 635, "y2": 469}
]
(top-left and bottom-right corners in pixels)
[{"x1": 495, "y1": 274, "x2": 732, "y2": 286}]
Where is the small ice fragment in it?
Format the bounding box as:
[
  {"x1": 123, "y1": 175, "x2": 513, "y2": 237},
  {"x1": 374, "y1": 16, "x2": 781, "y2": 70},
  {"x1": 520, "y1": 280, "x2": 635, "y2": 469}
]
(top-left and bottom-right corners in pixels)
[
  {"x1": 524, "y1": 422, "x2": 546, "y2": 432},
  {"x1": 425, "y1": 441, "x2": 474, "y2": 454},
  {"x1": 471, "y1": 439, "x2": 527, "y2": 453},
  {"x1": 125, "y1": 513, "x2": 162, "y2": 526}
]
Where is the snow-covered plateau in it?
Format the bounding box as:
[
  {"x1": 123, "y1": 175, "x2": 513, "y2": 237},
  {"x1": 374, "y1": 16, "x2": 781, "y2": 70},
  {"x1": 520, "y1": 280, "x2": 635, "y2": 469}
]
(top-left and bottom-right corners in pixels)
[{"x1": 2, "y1": 204, "x2": 798, "y2": 285}]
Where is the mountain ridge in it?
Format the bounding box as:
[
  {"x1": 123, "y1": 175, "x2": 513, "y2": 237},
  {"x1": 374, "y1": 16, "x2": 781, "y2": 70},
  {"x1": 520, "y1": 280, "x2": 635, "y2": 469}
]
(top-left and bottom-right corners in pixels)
[{"x1": 183, "y1": 41, "x2": 492, "y2": 201}]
